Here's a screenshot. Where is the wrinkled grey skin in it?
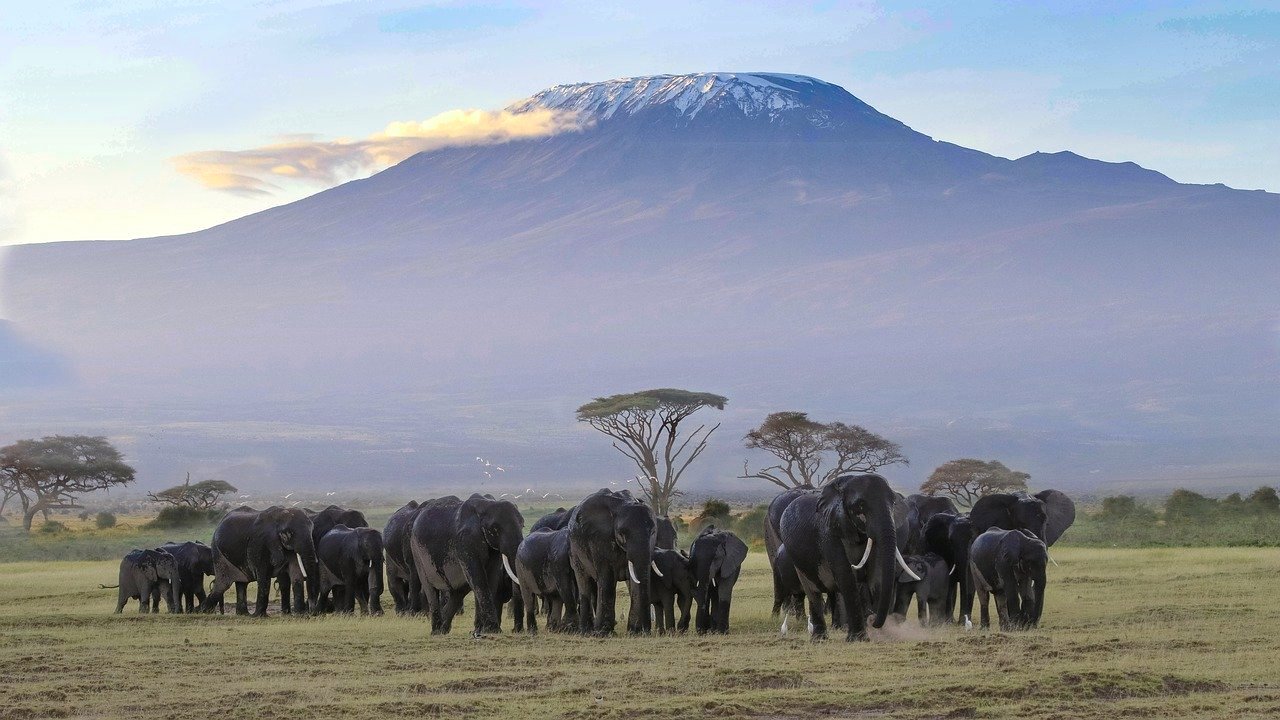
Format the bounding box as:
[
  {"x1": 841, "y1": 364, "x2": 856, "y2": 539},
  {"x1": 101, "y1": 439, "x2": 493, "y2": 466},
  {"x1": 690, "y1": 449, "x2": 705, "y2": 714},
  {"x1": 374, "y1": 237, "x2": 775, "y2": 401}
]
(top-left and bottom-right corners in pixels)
[
  {"x1": 202, "y1": 506, "x2": 320, "y2": 616},
  {"x1": 649, "y1": 548, "x2": 694, "y2": 634},
  {"x1": 568, "y1": 488, "x2": 657, "y2": 636},
  {"x1": 655, "y1": 516, "x2": 678, "y2": 550},
  {"x1": 515, "y1": 527, "x2": 578, "y2": 634},
  {"x1": 409, "y1": 494, "x2": 525, "y2": 635},
  {"x1": 113, "y1": 548, "x2": 180, "y2": 614},
  {"x1": 317, "y1": 524, "x2": 385, "y2": 615},
  {"x1": 778, "y1": 474, "x2": 902, "y2": 641},
  {"x1": 383, "y1": 500, "x2": 425, "y2": 614},
  {"x1": 688, "y1": 526, "x2": 749, "y2": 634},
  {"x1": 159, "y1": 541, "x2": 216, "y2": 613},
  {"x1": 892, "y1": 553, "x2": 949, "y2": 625},
  {"x1": 969, "y1": 528, "x2": 1048, "y2": 631},
  {"x1": 765, "y1": 489, "x2": 809, "y2": 619}
]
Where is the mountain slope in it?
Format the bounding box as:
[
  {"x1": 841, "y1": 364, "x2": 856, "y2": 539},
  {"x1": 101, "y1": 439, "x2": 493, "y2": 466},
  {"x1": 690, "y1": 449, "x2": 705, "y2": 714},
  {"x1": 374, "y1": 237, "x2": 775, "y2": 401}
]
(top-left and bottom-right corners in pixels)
[{"x1": 1, "y1": 73, "x2": 1276, "y2": 493}]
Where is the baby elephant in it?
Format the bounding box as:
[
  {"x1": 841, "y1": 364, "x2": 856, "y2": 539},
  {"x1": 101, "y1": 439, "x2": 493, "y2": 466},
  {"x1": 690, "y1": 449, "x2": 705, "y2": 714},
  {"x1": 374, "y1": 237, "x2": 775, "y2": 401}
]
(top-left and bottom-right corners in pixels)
[
  {"x1": 112, "y1": 548, "x2": 180, "y2": 614},
  {"x1": 969, "y1": 528, "x2": 1048, "y2": 631},
  {"x1": 688, "y1": 526, "x2": 749, "y2": 634},
  {"x1": 650, "y1": 548, "x2": 694, "y2": 634},
  {"x1": 317, "y1": 525, "x2": 385, "y2": 615},
  {"x1": 893, "y1": 553, "x2": 949, "y2": 625}
]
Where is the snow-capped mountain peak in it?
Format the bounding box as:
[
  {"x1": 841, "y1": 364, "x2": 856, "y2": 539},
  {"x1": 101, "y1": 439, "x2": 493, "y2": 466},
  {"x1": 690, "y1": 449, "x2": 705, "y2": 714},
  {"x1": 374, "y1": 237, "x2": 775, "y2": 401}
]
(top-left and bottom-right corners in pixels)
[{"x1": 506, "y1": 72, "x2": 913, "y2": 137}]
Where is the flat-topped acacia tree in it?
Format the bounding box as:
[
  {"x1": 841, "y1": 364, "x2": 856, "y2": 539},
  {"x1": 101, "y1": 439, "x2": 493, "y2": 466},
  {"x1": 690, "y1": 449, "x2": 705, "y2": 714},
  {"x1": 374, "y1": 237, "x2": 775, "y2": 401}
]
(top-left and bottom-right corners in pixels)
[
  {"x1": 0, "y1": 435, "x2": 136, "y2": 531},
  {"x1": 576, "y1": 388, "x2": 727, "y2": 516}
]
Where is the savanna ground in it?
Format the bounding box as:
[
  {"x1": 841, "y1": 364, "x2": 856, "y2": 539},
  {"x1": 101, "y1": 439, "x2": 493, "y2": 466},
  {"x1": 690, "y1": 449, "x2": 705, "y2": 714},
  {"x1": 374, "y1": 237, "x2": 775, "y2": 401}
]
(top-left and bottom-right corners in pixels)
[{"x1": 2, "y1": 537, "x2": 1279, "y2": 720}]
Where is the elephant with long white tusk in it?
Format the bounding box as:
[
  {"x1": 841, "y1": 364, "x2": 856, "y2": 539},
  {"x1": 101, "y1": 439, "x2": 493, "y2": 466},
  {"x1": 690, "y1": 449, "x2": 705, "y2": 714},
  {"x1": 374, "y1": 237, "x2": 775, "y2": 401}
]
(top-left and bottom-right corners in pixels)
[{"x1": 567, "y1": 488, "x2": 660, "y2": 636}]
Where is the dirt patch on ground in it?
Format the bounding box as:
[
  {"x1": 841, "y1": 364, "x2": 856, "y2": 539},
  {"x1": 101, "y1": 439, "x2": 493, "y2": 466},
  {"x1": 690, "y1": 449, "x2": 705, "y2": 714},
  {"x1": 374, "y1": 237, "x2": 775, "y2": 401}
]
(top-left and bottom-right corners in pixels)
[{"x1": 713, "y1": 667, "x2": 809, "y2": 689}]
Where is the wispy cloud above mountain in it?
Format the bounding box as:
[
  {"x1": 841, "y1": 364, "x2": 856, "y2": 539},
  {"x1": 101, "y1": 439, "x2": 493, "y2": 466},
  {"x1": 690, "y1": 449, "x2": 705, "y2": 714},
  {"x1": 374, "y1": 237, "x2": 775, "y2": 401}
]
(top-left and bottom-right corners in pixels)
[{"x1": 172, "y1": 108, "x2": 587, "y2": 196}]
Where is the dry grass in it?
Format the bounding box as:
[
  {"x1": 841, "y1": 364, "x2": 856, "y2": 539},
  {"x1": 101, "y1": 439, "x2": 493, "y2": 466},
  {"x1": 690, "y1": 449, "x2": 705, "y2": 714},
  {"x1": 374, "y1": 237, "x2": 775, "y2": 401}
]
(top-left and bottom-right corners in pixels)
[{"x1": 1, "y1": 548, "x2": 1278, "y2": 719}]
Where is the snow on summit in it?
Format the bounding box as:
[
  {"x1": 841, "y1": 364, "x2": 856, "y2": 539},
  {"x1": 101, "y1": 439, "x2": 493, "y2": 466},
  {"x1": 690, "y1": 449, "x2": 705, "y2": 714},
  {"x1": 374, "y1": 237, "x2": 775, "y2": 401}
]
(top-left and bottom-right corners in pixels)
[{"x1": 509, "y1": 72, "x2": 833, "y2": 122}]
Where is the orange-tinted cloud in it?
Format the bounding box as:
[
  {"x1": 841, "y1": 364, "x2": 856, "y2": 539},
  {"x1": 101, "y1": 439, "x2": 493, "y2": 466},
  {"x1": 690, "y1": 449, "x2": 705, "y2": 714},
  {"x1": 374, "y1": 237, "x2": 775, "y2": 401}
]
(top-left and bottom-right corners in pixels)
[{"x1": 173, "y1": 108, "x2": 587, "y2": 196}]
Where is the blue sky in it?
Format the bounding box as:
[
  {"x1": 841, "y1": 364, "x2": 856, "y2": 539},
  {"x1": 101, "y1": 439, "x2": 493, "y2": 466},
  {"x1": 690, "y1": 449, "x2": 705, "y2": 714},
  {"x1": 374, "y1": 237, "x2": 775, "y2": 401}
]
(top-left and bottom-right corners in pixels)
[{"x1": 1, "y1": 0, "x2": 1276, "y2": 246}]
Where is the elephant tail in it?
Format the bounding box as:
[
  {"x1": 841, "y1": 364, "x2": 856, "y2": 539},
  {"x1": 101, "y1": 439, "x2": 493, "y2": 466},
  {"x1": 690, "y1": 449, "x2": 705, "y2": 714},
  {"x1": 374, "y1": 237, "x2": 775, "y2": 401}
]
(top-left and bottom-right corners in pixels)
[{"x1": 98, "y1": 584, "x2": 120, "y2": 589}]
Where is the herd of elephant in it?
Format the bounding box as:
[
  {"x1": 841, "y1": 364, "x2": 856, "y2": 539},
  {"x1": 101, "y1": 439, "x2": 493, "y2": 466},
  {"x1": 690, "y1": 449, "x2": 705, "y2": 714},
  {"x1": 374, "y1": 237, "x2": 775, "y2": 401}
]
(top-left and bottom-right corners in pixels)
[{"x1": 109, "y1": 475, "x2": 1074, "y2": 641}]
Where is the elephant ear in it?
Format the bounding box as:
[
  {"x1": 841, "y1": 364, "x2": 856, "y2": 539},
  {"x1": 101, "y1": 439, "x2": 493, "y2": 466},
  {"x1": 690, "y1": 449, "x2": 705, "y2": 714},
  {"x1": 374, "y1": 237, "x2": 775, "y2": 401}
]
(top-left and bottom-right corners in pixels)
[
  {"x1": 817, "y1": 478, "x2": 846, "y2": 528},
  {"x1": 719, "y1": 534, "x2": 748, "y2": 578},
  {"x1": 1035, "y1": 490, "x2": 1076, "y2": 546}
]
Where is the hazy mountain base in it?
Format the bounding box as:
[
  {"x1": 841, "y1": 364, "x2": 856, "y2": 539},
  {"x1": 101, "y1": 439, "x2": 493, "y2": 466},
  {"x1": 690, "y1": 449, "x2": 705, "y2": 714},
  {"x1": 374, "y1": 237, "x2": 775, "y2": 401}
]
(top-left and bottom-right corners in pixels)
[{"x1": 0, "y1": 548, "x2": 1276, "y2": 720}]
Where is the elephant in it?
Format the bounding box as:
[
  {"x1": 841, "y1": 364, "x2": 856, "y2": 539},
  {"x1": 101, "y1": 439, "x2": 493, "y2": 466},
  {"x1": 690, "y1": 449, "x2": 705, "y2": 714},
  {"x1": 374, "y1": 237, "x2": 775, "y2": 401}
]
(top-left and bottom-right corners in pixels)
[
  {"x1": 772, "y1": 544, "x2": 808, "y2": 633},
  {"x1": 531, "y1": 507, "x2": 571, "y2": 532},
  {"x1": 765, "y1": 488, "x2": 809, "y2": 618},
  {"x1": 383, "y1": 500, "x2": 425, "y2": 614},
  {"x1": 159, "y1": 541, "x2": 216, "y2": 613},
  {"x1": 317, "y1": 524, "x2": 385, "y2": 615},
  {"x1": 649, "y1": 548, "x2": 693, "y2": 634},
  {"x1": 969, "y1": 528, "x2": 1048, "y2": 631},
  {"x1": 568, "y1": 488, "x2": 659, "y2": 636},
  {"x1": 970, "y1": 490, "x2": 1075, "y2": 547},
  {"x1": 902, "y1": 494, "x2": 959, "y2": 554},
  {"x1": 892, "y1": 553, "x2": 949, "y2": 625},
  {"x1": 655, "y1": 516, "x2": 678, "y2": 550},
  {"x1": 922, "y1": 512, "x2": 975, "y2": 625},
  {"x1": 409, "y1": 494, "x2": 524, "y2": 635},
  {"x1": 201, "y1": 506, "x2": 320, "y2": 616},
  {"x1": 777, "y1": 474, "x2": 918, "y2": 641},
  {"x1": 293, "y1": 505, "x2": 369, "y2": 612},
  {"x1": 688, "y1": 526, "x2": 749, "y2": 634},
  {"x1": 112, "y1": 548, "x2": 180, "y2": 614},
  {"x1": 514, "y1": 527, "x2": 578, "y2": 634}
]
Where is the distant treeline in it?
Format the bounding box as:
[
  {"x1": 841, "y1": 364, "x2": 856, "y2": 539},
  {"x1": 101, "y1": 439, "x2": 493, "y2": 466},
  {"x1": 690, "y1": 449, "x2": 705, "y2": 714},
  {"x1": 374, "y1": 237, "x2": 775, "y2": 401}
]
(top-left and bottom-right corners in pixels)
[{"x1": 1066, "y1": 486, "x2": 1280, "y2": 547}]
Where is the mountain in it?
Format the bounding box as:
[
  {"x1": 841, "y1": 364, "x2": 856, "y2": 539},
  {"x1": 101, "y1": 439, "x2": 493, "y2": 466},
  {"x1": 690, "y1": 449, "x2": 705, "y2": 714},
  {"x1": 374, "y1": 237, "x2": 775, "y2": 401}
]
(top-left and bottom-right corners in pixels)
[{"x1": 2, "y1": 72, "x2": 1277, "y2": 495}]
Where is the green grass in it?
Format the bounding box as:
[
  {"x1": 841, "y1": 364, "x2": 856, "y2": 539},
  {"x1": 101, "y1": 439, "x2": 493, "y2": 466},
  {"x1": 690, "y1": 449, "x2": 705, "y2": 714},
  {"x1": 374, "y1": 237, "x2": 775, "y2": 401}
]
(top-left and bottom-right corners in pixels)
[{"x1": 2, "y1": 548, "x2": 1279, "y2": 719}]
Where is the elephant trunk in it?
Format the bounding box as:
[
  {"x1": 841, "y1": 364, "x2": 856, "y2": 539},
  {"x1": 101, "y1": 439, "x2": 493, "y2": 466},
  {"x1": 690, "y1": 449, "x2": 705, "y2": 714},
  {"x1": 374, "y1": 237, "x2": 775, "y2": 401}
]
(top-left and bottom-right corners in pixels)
[
  {"x1": 868, "y1": 506, "x2": 897, "y2": 629},
  {"x1": 626, "y1": 541, "x2": 653, "y2": 632},
  {"x1": 1029, "y1": 566, "x2": 1046, "y2": 627}
]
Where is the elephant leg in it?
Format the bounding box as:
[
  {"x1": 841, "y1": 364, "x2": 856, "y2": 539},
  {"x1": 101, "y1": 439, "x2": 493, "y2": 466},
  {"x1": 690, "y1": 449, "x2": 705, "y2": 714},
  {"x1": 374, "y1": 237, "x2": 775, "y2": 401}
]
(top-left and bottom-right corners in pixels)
[
  {"x1": 115, "y1": 587, "x2": 128, "y2": 614},
  {"x1": 594, "y1": 569, "x2": 616, "y2": 636},
  {"x1": 203, "y1": 576, "x2": 229, "y2": 614},
  {"x1": 252, "y1": 574, "x2": 271, "y2": 617},
  {"x1": 715, "y1": 586, "x2": 733, "y2": 633},
  {"x1": 388, "y1": 573, "x2": 408, "y2": 614},
  {"x1": 356, "y1": 580, "x2": 370, "y2": 615},
  {"x1": 977, "y1": 586, "x2": 991, "y2": 630},
  {"x1": 233, "y1": 582, "x2": 248, "y2": 615},
  {"x1": 278, "y1": 577, "x2": 293, "y2": 615},
  {"x1": 677, "y1": 591, "x2": 692, "y2": 633},
  {"x1": 523, "y1": 592, "x2": 538, "y2": 635},
  {"x1": 442, "y1": 588, "x2": 468, "y2": 634},
  {"x1": 574, "y1": 570, "x2": 596, "y2": 635},
  {"x1": 664, "y1": 598, "x2": 677, "y2": 634},
  {"x1": 139, "y1": 582, "x2": 152, "y2": 614},
  {"x1": 771, "y1": 565, "x2": 785, "y2": 617}
]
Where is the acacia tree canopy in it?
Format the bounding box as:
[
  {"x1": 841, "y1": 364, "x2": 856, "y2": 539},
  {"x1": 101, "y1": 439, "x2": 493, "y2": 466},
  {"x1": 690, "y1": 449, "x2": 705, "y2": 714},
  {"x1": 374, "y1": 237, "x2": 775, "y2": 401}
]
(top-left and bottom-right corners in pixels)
[
  {"x1": 0, "y1": 435, "x2": 136, "y2": 531},
  {"x1": 739, "y1": 411, "x2": 907, "y2": 489},
  {"x1": 920, "y1": 458, "x2": 1029, "y2": 508},
  {"x1": 148, "y1": 474, "x2": 238, "y2": 509},
  {"x1": 576, "y1": 388, "x2": 727, "y2": 516}
]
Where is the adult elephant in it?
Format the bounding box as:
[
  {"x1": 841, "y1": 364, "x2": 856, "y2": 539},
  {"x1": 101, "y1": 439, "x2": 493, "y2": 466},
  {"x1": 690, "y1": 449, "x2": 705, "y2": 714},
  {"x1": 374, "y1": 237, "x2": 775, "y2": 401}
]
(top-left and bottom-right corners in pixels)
[
  {"x1": 383, "y1": 500, "x2": 425, "y2": 614},
  {"x1": 111, "y1": 548, "x2": 180, "y2": 614},
  {"x1": 294, "y1": 505, "x2": 369, "y2": 612},
  {"x1": 568, "y1": 488, "x2": 659, "y2": 636},
  {"x1": 765, "y1": 488, "x2": 809, "y2": 618},
  {"x1": 531, "y1": 507, "x2": 571, "y2": 532},
  {"x1": 969, "y1": 528, "x2": 1048, "y2": 630},
  {"x1": 409, "y1": 494, "x2": 524, "y2": 635},
  {"x1": 971, "y1": 491, "x2": 1075, "y2": 546},
  {"x1": 317, "y1": 524, "x2": 385, "y2": 615},
  {"x1": 159, "y1": 541, "x2": 215, "y2": 613},
  {"x1": 922, "y1": 512, "x2": 975, "y2": 625},
  {"x1": 688, "y1": 526, "x2": 749, "y2": 634},
  {"x1": 902, "y1": 494, "x2": 959, "y2": 554},
  {"x1": 778, "y1": 473, "x2": 918, "y2": 641},
  {"x1": 202, "y1": 506, "x2": 319, "y2": 616},
  {"x1": 515, "y1": 528, "x2": 578, "y2": 634}
]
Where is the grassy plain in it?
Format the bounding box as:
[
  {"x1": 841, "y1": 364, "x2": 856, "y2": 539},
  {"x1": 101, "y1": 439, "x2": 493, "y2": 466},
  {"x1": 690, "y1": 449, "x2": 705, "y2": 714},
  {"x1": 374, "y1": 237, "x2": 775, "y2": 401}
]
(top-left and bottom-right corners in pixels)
[{"x1": 2, "y1": 547, "x2": 1279, "y2": 719}]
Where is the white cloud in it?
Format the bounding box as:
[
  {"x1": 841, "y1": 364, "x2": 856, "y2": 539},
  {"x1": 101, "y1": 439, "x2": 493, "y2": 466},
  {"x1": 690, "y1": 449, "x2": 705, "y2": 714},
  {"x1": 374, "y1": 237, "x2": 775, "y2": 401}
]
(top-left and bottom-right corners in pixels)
[{"x1": 172, "y1": 107, "x2": 589, "y2": 196}]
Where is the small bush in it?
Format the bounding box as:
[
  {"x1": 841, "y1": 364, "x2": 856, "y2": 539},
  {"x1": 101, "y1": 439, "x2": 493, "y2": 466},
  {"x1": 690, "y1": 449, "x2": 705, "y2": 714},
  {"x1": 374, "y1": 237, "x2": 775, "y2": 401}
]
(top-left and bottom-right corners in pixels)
[
  {"x1": 39, "y1": 520, "x2": 68, "y2": 534},
  {"x1": 95, "y1": 511, "x2": 117, "y2": 529},
  {"x1": 145, "y1": 506, "x2": 224, "y2": 529}
]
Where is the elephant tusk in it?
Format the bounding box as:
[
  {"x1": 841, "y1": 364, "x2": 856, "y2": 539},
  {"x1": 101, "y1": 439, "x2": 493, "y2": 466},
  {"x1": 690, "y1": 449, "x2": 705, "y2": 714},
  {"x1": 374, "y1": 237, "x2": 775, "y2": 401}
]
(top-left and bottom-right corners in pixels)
[
  {"x1": 850, "y1": 538, "x2": 873, "y2": 570},
  {"x1": 502, "y1": 555, "x2": 520, "y2": 586},
  {"x1": 895, "y1": 547, "x2": 921, "y2": 582},
  {"x1": 1048, "y1": 554, "x2": 1060, "y2": 567},
  {"x1": 950, "y1": 564, "x2": 957, "y2": 577},
  {"x1": 627, "y1": 560, "x2": 641, "y2": 585},
  {"x1": 650, "y1": 561, "x2": 664, "y2": 578},
  {"x1": 295, "y1": 553, "x2": 307, "y2": 579}
]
